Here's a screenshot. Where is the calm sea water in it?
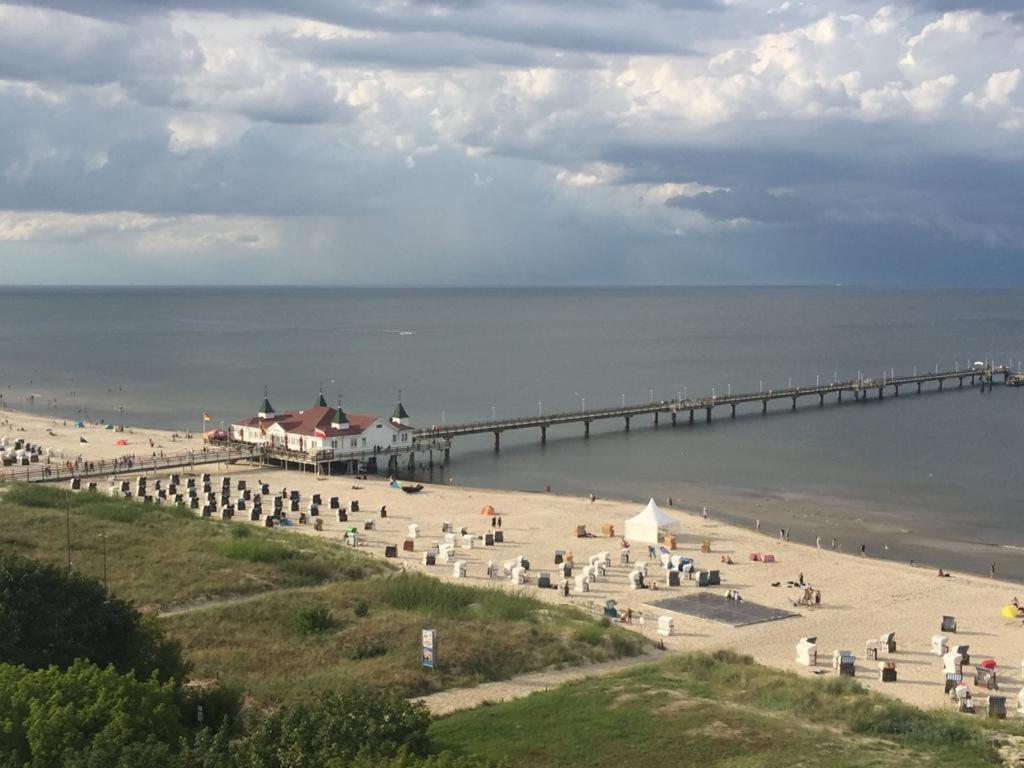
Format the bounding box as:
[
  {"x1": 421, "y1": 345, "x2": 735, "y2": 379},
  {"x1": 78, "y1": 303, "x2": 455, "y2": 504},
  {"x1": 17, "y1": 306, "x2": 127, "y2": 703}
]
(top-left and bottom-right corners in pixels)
[{"x1": 2, "y1": 286, "x2": 1022, "y2": 576}]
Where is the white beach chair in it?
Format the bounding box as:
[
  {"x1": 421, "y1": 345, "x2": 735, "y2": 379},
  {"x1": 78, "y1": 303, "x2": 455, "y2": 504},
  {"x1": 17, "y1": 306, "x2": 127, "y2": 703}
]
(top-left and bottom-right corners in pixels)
[
  {"x1": 931, "y1": 633, "x2": 949, "y2": 656},
  {"x1": 597, "y1": 551, "x2": 611, "y2": 568},
  {"x1": 635, "y1": 560, "x2": 648, "y2": 577},
  {"x1": 461, "y1": 534, "x2": 474, "y2": 549},
  {"x1": 486, "y1": 561, "x2": 498, "y2": 579},
  {"x1": 943, "y1": 651, "x2": 964, "y2": 674},
  {"x1": 453, "y1": 561, "x2": 467, "y2": 578},
  {"x1": 575, "y1": 574, "x2": 589, "y2": 593},
  {"x1": 628, "y1": 569, "x2": 643, "y2": 590},
  {"x1": 408, "y1": 523, "x2": 420, "y2": 539},
  {"x1": 503, "y1": 559, "x2": 517, "y2": 577},
  {"x1": 583, "y1": 565, "x2": 597, "y2": 583},
  {"x1": 511, "y1": 565, "x2": 526, "y2": 584},
  {"x1": 796, "y1": 638, "x2": 817, "y2": 667},
  {"x1": 657, "y1": 616, "x2": 674, "y2": 637}
]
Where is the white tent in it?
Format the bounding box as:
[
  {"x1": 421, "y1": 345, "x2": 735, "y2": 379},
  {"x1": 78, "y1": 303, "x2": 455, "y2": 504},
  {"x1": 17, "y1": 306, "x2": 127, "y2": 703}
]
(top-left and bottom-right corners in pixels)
[{"x1": 624, "y1": 498, "x2": 680, "y2": 544}]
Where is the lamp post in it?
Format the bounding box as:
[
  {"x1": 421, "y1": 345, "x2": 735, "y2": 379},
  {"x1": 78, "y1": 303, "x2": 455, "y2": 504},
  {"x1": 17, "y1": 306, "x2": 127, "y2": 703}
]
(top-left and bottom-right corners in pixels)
[
  {"x1": 441, "y1": 410, "x2": 445, "y2": 425},
  {"x1": 99, "y1": 532, "x2": 108, "y2": 592},
  {"x1": 538, "y1": 402, "x2": 542, "y2": 417},
  {"x1": 621, "y1": 394, "x2": 626, "y2": 407},
  {"x1": 491, "y1": 405, "x2": 496, "y2": 420},
  {"x1": 574, "y1": 392, "x2": 585, "y2": 412},
  {"x1": 649, "y1": 388, "x2": 654, "y2": 403}
]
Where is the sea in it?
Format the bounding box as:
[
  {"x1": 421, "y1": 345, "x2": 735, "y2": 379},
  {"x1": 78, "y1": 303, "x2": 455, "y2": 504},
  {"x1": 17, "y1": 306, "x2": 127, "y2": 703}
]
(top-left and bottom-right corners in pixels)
[{"x1": 1, "y1": 286, "x2": 1022, "y2": 579}]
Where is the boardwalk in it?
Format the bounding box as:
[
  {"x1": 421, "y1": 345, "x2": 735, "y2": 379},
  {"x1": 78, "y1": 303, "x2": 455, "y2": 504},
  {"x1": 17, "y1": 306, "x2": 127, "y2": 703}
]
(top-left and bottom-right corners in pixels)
[
  {"x1": 0, "y1": 445, "x2": 258, "y2": 484},
  {"x1": 416, "y1": 365, "x2": 1013, "y2": 455}
]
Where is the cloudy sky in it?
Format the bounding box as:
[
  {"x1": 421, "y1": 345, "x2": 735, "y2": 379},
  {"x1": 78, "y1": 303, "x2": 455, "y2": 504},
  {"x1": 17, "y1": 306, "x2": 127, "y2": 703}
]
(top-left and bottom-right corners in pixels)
[{"x1": 0, "y1": 0, "x2": 1021, "y2": 286}]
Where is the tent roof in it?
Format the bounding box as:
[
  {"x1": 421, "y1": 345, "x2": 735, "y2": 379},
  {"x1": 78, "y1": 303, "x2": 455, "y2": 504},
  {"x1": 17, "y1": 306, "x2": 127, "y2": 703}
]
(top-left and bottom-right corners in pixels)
[{"x1": 625, "y1": 498, "x2": 679, "y2": 529}]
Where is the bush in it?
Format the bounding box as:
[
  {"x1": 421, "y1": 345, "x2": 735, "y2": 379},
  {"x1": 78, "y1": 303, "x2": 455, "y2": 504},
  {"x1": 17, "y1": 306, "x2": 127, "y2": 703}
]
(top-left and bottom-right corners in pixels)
[
  {"x1": 295, "y1": 605, "x2": 333, "y2": 635},
  {"x1": 354, "y1": 597, "x2": 370, "y2": 617},
  {"x1": 0, "y1": 553, "x2": 189, "y2": 683},
  {"x1": 177, "y1": 681, "x2": 244, "y2": 735},
  {"x1": 0, "y1": 660, "x2": 185, "y2": 768},
  {"x1": 238, "y1": 688, "x2": 432, "y2": 766}
]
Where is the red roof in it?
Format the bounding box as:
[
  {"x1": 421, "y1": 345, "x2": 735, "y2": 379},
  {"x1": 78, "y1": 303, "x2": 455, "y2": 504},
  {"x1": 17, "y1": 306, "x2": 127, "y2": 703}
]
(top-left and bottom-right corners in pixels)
[{"x1": 234, "y1": 406, "x2": 413, "y2": 437}]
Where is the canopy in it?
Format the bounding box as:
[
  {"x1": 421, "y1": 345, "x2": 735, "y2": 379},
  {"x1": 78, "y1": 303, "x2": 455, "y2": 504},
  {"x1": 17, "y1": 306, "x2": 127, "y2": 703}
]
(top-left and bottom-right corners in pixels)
[
  {"x1": 624, "y1": 498, "x2": 680, "y2": 544},
  {"x1": 481, "y1": 505, "x2": 495, "y2": 516}
]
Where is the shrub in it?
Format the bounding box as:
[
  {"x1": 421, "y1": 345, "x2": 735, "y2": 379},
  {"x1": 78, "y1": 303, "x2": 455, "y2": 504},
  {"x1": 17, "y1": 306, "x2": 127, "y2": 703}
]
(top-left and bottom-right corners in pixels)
[
  {"x1": 177, "y1": 681, "x2": 244, "y2": 734},
  {"x1": 353, "y1": 597, "x2": 370, "y2": 617},
  {"x1": 0, "y1": 660, "x2": 184, "y2": 768},
  {"x1": 295, "y1": 605, "x2": 333, "y2": 635},
  {"x1": 0, "y1": 553, "x2": 189, "y2": 683},
  {"x1": 238, "y1": 688, "x2": 432, "y2": 765}
]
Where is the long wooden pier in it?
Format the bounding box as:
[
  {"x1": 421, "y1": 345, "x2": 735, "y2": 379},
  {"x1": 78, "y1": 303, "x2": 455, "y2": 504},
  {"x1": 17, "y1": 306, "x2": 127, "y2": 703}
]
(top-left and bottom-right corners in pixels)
[{"x1": 416, "y1": 365, "x2": 1014, "y2": 458}]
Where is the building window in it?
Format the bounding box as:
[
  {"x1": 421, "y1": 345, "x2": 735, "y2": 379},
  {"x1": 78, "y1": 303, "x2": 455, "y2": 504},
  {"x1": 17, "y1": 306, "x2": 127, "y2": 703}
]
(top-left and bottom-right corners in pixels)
[
  {"x1": 392, "y1": 435, "x2": 397, "y2": 443},
  {"x1": 362, "y1": 438, "x2": 367, "y2": 446},
  {"x1": 401, "y1": 433, "x2": 408, "y2": 442},
  {"x1": 351, "y1": 439, "x2": 358, "y2": 447}
]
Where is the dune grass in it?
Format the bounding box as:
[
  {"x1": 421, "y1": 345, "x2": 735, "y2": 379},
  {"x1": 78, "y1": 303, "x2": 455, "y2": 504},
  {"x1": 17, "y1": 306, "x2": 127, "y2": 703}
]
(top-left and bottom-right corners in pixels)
[
  {"x1": 0, "y1": 482, "x2": 385, "y2": 609},
  {"x1": 164, "y1": 572, "x2": 647, "y2": 705},
  {"x1": 431, "y1": 650, "x2": 1022, "y2": 768}
]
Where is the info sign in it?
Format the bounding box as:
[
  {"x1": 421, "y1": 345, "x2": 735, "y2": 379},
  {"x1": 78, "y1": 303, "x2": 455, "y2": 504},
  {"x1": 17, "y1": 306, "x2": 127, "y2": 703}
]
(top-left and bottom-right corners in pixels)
[{"x1": 422, "y1": 629, "x2": 436, "y2": 669}]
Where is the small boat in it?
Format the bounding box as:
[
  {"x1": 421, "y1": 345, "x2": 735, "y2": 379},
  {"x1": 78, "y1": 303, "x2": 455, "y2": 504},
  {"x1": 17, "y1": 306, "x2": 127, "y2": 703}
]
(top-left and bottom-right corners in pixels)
[{"x1": 401, "y1": 484, "x2": 424, "y2": 494}]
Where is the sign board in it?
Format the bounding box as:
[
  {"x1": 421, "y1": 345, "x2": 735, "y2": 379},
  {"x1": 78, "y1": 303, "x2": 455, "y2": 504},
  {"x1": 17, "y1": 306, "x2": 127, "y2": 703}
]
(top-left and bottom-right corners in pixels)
[{"x1": 422, "y1": 629, "x2": 436, "y2": 669}]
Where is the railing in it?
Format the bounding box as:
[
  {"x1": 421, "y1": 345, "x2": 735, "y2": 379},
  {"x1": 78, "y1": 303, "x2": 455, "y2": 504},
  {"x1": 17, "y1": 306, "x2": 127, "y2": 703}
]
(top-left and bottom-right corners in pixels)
[{"x1": 416, "y1": 366, "x2": 1011, "y2": 438}]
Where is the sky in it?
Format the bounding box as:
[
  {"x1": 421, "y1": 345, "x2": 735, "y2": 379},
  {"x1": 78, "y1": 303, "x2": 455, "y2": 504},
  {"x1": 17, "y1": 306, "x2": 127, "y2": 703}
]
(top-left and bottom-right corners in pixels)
[{"x1": 0, "y1": 0, "x2": 1021, "y2": 286}]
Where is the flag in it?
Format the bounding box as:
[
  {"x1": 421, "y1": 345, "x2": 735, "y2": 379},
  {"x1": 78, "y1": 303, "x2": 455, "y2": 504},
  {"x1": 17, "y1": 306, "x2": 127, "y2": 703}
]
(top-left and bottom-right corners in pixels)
[
  {"x1": 314, "y1": 428, "x2": 327, "y2": 439},
  {"x1": 203, "y1": 412, "x2": 211, "y2": 422}
]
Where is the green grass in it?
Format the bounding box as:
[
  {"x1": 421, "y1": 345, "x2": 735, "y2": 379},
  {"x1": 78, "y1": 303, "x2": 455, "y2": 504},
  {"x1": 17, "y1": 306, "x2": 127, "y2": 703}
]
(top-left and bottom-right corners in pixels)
[
  {"x1": 163, "y1": 572, "x2": 647, "y2": 706},
  {"x1": 431, "y1": 650, "x2": 1021, "y2": 768},
  {"x1": 0, "y1": 482, "x2": 386, "y2": 609}
]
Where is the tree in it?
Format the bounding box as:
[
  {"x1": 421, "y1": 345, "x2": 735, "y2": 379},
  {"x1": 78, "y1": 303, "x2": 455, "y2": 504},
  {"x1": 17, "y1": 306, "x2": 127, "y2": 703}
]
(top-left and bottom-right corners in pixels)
[
  {"x1": 0, "y1": 661, "x2": 184, "y2": 768},
  {"x1": 0, "y1": 554, "x2": 189, "y2": 683}
]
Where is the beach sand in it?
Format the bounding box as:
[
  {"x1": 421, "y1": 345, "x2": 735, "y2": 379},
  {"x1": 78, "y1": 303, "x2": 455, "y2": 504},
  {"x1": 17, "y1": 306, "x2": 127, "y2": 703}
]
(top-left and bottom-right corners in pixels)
[{"x1": 4, "y1": 407, "x2": 1024, "y2": 712}]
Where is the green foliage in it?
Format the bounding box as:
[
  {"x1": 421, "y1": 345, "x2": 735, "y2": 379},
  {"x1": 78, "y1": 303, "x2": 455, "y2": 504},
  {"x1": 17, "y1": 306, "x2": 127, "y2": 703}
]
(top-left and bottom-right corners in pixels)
[
  {"x1": 0, "y1": 553, "x2": 189, "y2": 683},
  {"x1": 353, "y1": 597, "x2": 370, "y2": 617},
  {"x1": 378, "y1": 573, "x2": 538, "y2": 621},
  {"x1": 295, "y1": 605, "x2": 333, "y2": 635},
  {"x1": 221, "y1": 538, "x2": 297, "y2": 563},
  {"x1": 0, "y1": 661, "x2": 184, "y2": 768},
  {"x1": 236, "y1": 688, "x2": 432, "y2": 767},
  {"x1": 177, "y1": 681, "x2": 244, "y2": 735}
]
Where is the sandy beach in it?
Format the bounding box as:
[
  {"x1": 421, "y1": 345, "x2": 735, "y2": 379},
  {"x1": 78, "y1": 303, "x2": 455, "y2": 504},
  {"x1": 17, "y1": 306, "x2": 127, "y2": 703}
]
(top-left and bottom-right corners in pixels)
[{"x1": 4, "y1": 406, "x2": 1024, "y2": 713}]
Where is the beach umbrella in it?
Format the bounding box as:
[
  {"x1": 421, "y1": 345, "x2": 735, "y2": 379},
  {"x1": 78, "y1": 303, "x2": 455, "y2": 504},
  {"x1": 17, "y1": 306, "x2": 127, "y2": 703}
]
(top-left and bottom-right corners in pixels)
[
  {"x1": 1001, "y1": 605, "x2": 1017, "y2": 619},
  {"x1": 481, "y1": 505, "x2": 495, "y2": 516},
  {"x1": 115, "y1": 439, "x2": 128, "y2": 446}
]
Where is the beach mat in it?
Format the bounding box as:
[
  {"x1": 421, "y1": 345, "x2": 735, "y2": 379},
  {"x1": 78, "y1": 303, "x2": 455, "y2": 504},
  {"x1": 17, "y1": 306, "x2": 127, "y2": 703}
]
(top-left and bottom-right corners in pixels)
[{"x1": 645, "y1": 593, "x2": 798, "y2": 627}]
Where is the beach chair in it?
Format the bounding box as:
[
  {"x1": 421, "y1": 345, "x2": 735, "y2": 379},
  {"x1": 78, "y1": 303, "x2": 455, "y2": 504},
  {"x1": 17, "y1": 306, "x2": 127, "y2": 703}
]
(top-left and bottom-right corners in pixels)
[
  {"x1": 666, "y1": 570, "x2": 680, "y2": 587},
  {"x1": 974, "y1": 664, "x2": 998, "y2": 690},
  {"x1": 562, "y1": 562, "x2": 573, "y2": 578},
  {"x1": 511, "y1": 565, "x2": 526, "y2": 584},
  {"x1": 583, "y1": 565, "x2": 597, "y2": 584},
  {"x1": 554, "y1": 550, "x2": 565, "y2": 565},
  {"x1": 657, "y1": 616, "x2": 673, "y2": 637},
  {"x1": 363, "y1": 519, "x2": 375, "y2": 531},
  {"x1": 941, "y1": 615, "x2": 957, "y2": 633},
  {"x1": 865, "y1": 640, "x2": 878, "y2": 661},
  {"x1": 1016, "y1": 688, "x2": 1024, "y2": 716},
  {"x1": 408, "y1": 523, "x2": 420, "y2": 539},
  {"x1": 403, "y1": 538, "x2": 415, "y2": 552},
  {"x1": 796, "y1": 638, "x2": 817, "y2": 667},
  {"x1": 537, "y1": 572, "x2": 552, "y2": 589},
  {"x1": 384, "y1": 545, "x2": 398, "y2": 558},
  {"x1": 943, "y1": 652, "x2": 963, "y2": 675},
  {"x1": 628, "y1": 569, "x2": 643, "y2": 590},
  {"x1": 931, "y1": 634, "x2": 949, "y2": 656},
  {"x1": 313, "y1": 518, "x2": 323, "y2": 532},
  {"x1": 955, "y1": 644, "x2": 970, "y2": 664},
  {"x1": 503, "y1": 559, "x2": 516, "y2": 577},
  {"x1": 832, "y1": 650, "x2": 852, "y2": 671},
  {"x1": 453, "y1": 561, "x2": 467, "y2": 578},
  {"x1": 494, "y1": 531, "x2": 504, "y2": 543},
  {"x1": 700, "y1": 539, "x2": 712, "y2": 553},
  {"x1": 707, "y1": 570, "x2": 721, "y2": 586},
  {"x1": 575, "y1": 574, "x2": 590, "y2": 593},
  {"x1": 880, "y1": 632, "x2": 896, "y2": 653},
  {"x1": 461, "y1": 534, "x2": 474, "y2": 549},
  {"x1": 987, "y1": 695, "x2": 1007, "y2": 719},
  {"x1": 575, "y1": 525, "x2": 588, "y2": 538},
  {"x1": 619, "y1": 548, "x2": 630, "y2": 566},
  {"x1": 422, "y1": 552, "x2": 436, "y2": 566},
  {"x1": 944, "y1": 672, "x2": 963, "y2": 695},
  {"x1": 484, "y1": 533, "x2": 494, "y2": 546},
  {"x1": 558, "y1": 578, "x2": 571, "y2": 596},
  {"x1": 486, "y1": 561, "x2": 498, "y2": 579},
  {"x1": 838, "y1": 654, "x2": 856, "y2": 677},
  {"x1": 878, "y1": 662, "x2": 897, "y2": 682},
  {"x1": 601, "y1": 524, "x2": 615, "y2": 537}
]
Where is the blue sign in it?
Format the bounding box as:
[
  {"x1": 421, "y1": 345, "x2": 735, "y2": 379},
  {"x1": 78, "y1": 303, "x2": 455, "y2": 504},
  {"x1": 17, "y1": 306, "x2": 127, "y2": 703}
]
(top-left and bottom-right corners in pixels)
[{"x1": 422, "y1": 629, "x2": 436, "y2": 669}]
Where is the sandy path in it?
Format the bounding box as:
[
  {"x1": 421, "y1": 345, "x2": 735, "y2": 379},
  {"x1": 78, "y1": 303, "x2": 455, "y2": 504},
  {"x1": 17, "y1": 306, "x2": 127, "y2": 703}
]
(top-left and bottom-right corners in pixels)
[{"x1": 415, "y1": 651, "x2": 662, "y2": 716}]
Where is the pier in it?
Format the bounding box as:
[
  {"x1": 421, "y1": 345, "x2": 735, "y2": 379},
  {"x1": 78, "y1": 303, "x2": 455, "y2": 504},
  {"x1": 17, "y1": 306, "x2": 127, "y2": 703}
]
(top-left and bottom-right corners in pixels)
[{"x1": 417, "y1": 365, "x2": 1014, "y2": 458}]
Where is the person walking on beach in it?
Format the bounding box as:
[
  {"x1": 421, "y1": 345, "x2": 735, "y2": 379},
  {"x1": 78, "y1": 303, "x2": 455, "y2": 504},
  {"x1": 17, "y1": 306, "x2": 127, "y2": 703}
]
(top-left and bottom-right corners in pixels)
[
  {"x1": 831, "y1": 537, "x2": 837, "y2": 551},
  {"x1": 860, "y1": 544, "x2": 866, "y2": 557},
  {"x1": 779, "y1": 529, "x2": 785, "y2": 542},
  {"x1": 755, "y1": 519, "x2": 760, "y2": 531},
  {"x1": 991, "y1": 562, "x2": 996, "y2": 578},
  {"x1": 816, "y1": 536, "x2": 821, "y2": 549}
]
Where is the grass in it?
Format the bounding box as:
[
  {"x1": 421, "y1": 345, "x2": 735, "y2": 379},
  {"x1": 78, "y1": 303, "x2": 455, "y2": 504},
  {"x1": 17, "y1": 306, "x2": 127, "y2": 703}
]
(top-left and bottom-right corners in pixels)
[
  {"x1": 163, "y1": 572, "x2": 647, "y2": 706},
  {"x1": 430, "y1": 650, "x2": 1023, "y2": 768},
  {"x1": 0, "y1": 482, "x2": 647, "y2": 708},
  {"x1": 0, "y1": 482, "x2": 386, "y2": 609}
]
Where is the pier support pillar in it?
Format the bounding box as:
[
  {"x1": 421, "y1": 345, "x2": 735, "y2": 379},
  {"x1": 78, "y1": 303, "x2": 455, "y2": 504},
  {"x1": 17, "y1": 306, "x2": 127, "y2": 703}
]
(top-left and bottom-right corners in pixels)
[
  {"x1": 917, "y1": 382, "x2": 922, "y2": 393},
  {"x1": 894, "y1": 384, "x2": 899, "y2": 397},
  {"x1": 584, "y1": 421, "x2": 590, "y2": 439},
  {"x1": 408, "y1": 453, "x2": 415, "y2": 471},
  {"x1": 838, "y1": 389, "x2": 843, "y2": 402},
  {"x1": 429, "y1": 450, "x2": 433, "y2": 470},
  {"x1": 493, "y1": 431, "x2": 500, "y2": 452},
  {"x1": 791, "y1": 397, "x2": 797, "y2": 412},
  {"x1": 971, "y1": 375, "x2": 975, "y2": 385},
  {"x1": 939, "y1": 379, "x2": 944, "y2": 391},
  {"x1": 731, "y1": 403, "x2": 736, "y2": 419},
  {"x1": 540, "y1": 427, "x2": 546, "y2": 444},
  {"x1": 444, "y1": 444, "x2": 451, "y2": 464},
  {"x1": 624, "y1": 417, "x2": 630, "y2": 432},
  {"x1": 959, "y1": 377, "x2": 963, "y2": 388},
  {"x1": 878, "y1": 388, "x2": 883, "y2": 400},
  {"x1": 705, "y1": 408, "x2": 712, "y2": 423},
  {"x1": 671, "y1": 412, "x2": 677, "y2": 427},
  {"x1": 654, "y1": 412, "x2": 659, "y2": 427},
  {"x1": 818, "y1": 393, "x2": 824, "y2": 407},
  {"x1": 762, "y1": 400, "x2": 768, "y2": 415},
  {"x1": 689, "y1": 410, "x2": 695, "y2": 425}
]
